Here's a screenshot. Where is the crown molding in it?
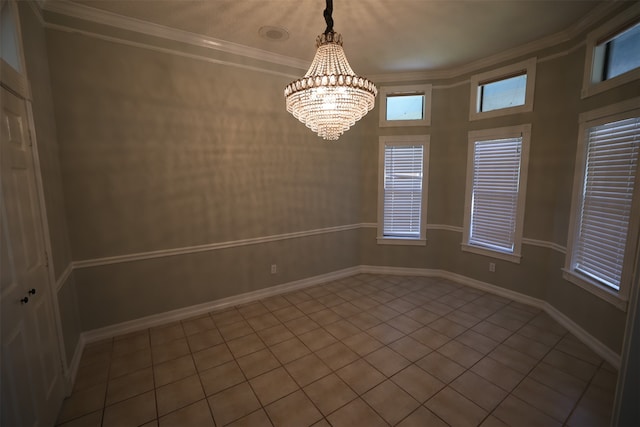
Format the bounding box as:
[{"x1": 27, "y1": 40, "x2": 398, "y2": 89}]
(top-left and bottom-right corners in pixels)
[
  {"x1": 40, "y1": 0, "x2": 625, "y2": 84},
  {"x1": 41, "y1": 0, "x2": 310, "y2": 71}
]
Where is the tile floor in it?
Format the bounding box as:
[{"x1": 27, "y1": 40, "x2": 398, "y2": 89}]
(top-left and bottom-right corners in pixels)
[{"x1": 57, "y1": 274, "x2": 618, "y2": 427}]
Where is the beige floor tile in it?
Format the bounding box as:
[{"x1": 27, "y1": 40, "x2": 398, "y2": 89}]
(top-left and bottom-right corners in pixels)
[
  {"x1": 237, "y1": 301, "x2": 269, "y2": 319},
  {"x1": 567, "y1": 384, "x2": 614, "y2": 427},
  {"x1": 304, "y1": 373, "x2": 357, "y2": 415},
  {"x1": 364, "y1": 346, "x2": 410, "y2": 377},
  {"x1": 397, "y1": 406, "x2": 448, "y2": 427},
  {"x1": 186, "y1": 329, "x2": 224, "y2": 353},
  {"x1": 227, "y1": 409, "x2": 273, "y2": 427},
  {"x1": 210, "y1": 308, "x2": 245, "y2": 326},
  {"x1": 154, "y1": 354, "x2": 196, "y2": 387},
  {"x1": 109, "y1": 348, "x2": 152, "y2": 379},
  {"x1": 493, "y1": 395, "x2": 562, "y2": 427},
  {"x1": 284, "y1": 316, "x2": 321, "y2": 335},
  {"x1": 106, "y1": 367, "x2": 154, "y2": 406},
  {"x1": 391, "y1": 365, "x2": 445, "y2": 403},
  {"x1": 445, "y1": 310, "x2": 482, "y2": 328},
  {"x1": 456, "y1": 330, "x2": 499, "y2": 355},
  {"x1": 517, "y1": 323, "x2": 563, "y2": 347},
  {"x1": 285, "y1": 353, "x2": 332, "y2": 387},
  {"x1": 438, "y1": 340, "x2": 483, "y2": 368},
  {"x1": 479, "y1": 415, "x2": 510, "y2": 427},
  {"x1": 488, "y1": 344, "x2": 538, "y2": 374},
  {"x1": 410, "y1": 326, "x2": 449, "y2": 349},
  {"x1": 56, "y1": 410, "x2": 102, "y2": 427},
  {"x1": 555, "y1": 334, "x2": 603, "y2": 365},
  {"x1": 208, "y1": 382, "x2": 261, "y2": 426},
  {"x1": 72, "y1": 359, "x2": 110, "y2": 392},
  {"x1": 283, "y1": 291, "x2": 312, "y2": 305},
  {"x1": 270, "y1": 336, "x2": 311, "y2": 364},
  {"x1": 308, "y1": 308, "x2": 342, "y2": 326},
  {"x1": 265, "y1": 389, "x2": 323, "y2": 427},
  {"x1": 342, "y1": 331, "x2": 383, "y2": 357},
  {"x1": 429, "y1": 317, "x2": 468, "y2": 338},
  {"x1": 227, "y1": 333, "x2": 266, "y2": 358},
  {"x1": 336, "y1": 358, "x2": 385, "y2": 394},
  {"x1": 470, "y1": 356, "x2": 524, "y2": 392},
  {"x1": 256, "y1": 324, "x2": 296, "y2": 346},
  {"x1": 504, "y1": 333, "x2": 552, "y2": 360},
  {"x1": 249, "y1": 367, "x2": 299, "y2": 405},
  {"x1": 103, "y1": 390, "x2": 156, "y2": 427},
  {"x1": 387, "y1": 314, "x2": 423, "y2": 334},
  {"x1": 218, "y1": 319, "x2": 255, "y2": 341},
  {"x1": 262, "y1": 295, "x2": 292, "y2": 312},
  {"x1": 405, "y1": 307, "x2": 440, "y2": 324},
  {"x1": 150, "y1": 323, "x2": 185, "y2": 346},
  {"x1": 471, "y1": 320, "x2": 513, "y2": 342},
  {"x1": 450, "y1": 370, "x2": 507, "y2": 411},
  {"x1": 368, "y1": 304, "x2": 401, "y2": 321},
  {"x1": 529, "y1": 362, "x2": 588, "y2": 401},
  {"x1": 425, "y1": 387, "x2": 487, "y2": 427},
  {"x1": 347, "y1": 312, "x2": 383, "y2": 330},
  {"x1": 192, "y1": 343, "x2": 234, "y2": 372},
  {"x1": 181, "y1": 315, "x2": 216, "y2": 336},
  {"x1": 389, "y1": 335, "x2": 432, "y2": 362},
  {"x1": 326, "y1": 398, "x2": 387, "y2": 427},
  {"x1": 316, "y1": 341, "x2": 360, "y2": 371},
  {"x1": 298, "y1": 328, "x2": 339, "y2": 352},
  {"x1": 366, "y1": 323, "x2": 405, "y2": 345},
  {"x1": 415, "y1": 352, "x2": 465, "y2": 383},
  {"x1": 152, "y1": 337, "x2": 190, "y2": 364},
  {"x1": 363, "y1": 380, "x2": 420, "y2": 425},
  {"x1": 543, "y1": 349, "x2": 598, "y2": 382},
  {"x1": 513, "y1": 377, "x2": 577, "y2": 422},
  {"x1": 296, "y1": 299, "x2": 327, "y2": 315},
  {"x1": 112, "y1": 331, "x2": 150, "y2": 358},
  {"x1": 323, "y1": 319, "x2": 361, "y2": 340},
  {"x1": 57, "y1": 383, "x2": 107, "y2": 424},
  {"x1": 591, "y1": 366, "x2": 618, "y2": 392},
  {"x1": 236, "y1": 347, "x2": 281, "y2": 378},
  {"x1": 245, "y1": 312, "x2": 281, "y2": 331},
  {"x1": 158, "y1": 399, "x2": 214, "y2": 427},
  {"x1": 199, "y1": 360, "x2": 245, "y2": 396},
  {"x1": 156, "y1": 374, "x2": 205, "y2": 417}
]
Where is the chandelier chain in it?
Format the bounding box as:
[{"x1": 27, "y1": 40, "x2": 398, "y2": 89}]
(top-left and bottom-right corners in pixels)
[{"x1": 323, "y1": 0, "x2": 334, "y2": 35}]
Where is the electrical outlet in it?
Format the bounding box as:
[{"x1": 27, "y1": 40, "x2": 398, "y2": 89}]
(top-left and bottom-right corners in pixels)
[
  {"x1": 489, "y1": 262, "x2": 496, "y2": 272},
  {"x1": 271, "y1": 264, "x2": 277, "y2": 274}
]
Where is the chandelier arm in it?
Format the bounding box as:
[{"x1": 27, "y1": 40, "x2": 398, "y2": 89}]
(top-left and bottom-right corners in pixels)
[{"x1": 323, "y1": 0, "x2": 334, "y2": 35}]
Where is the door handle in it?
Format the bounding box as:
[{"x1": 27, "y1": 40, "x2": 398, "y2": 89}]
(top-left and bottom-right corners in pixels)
[
  {"x1": 21, "y1": 297, "x2": 29, "y2": 304},
  {"x1": 28, "y1": 288, "x2": 36, "y2": 295}
]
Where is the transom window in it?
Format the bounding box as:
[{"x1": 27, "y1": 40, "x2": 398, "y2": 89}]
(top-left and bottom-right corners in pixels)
[
  {"x1": 379, "y1": 85, "x2": 432, "y2": 127},
  {"x1": 377, "y1": 135, "x2": 429, "y2": 245},
  {"x1": 462, "y1": 125, "x2": 531, "y2": 262},
  {"x1": 598, "y1": 21, "x2": 640, "y2": 81},
  {"x1": 469, "y1": 58, "x2": 536, "y2": 121}
]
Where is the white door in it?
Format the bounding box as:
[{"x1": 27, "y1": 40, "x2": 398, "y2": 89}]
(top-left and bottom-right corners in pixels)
[{"x1": 1, "y1": 85, "x2": 64, "y2": 427}]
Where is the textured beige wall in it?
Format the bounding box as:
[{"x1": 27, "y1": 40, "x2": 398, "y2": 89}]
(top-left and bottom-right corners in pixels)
[{"x1": 17, "y1": 3, "x2": 81, "y2": 365}]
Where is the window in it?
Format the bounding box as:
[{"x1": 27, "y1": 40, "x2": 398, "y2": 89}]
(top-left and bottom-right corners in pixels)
[
  {"x1": 582, "y1": 3, "x2": 640, "y2": 98},
  {"x1": 377, "y1": 135, "x2": 429, "y2": 245},
  {"x1": 462, "y1": 125, "x2": 531, "y2": 262},
  {"x1": 379, "y1": 85, "x2": 432, "y2": 127},
  {"x1": 469, "y1": 58, "x2": 536, "y2": 120},
  {"x1": 564, "y1": 99, "x2": 640, "y2": 308}
]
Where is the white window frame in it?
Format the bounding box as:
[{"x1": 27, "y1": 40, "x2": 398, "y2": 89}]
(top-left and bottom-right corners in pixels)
[
  {"x1": 379, "y1": 84, "x2": 432, "y2": 127},
  {"x1": 377, "y1": 135, "x2": 429, "y2": 246},
  {"x1": 462, "y1": 124, "x2": 531, "y2": 263},
  {"x1": 581, "y1": 3, "x2": 640, "y2": 99},
  {"x1": 563, "y1": 98, "x2": 640, "y2": 310},
  {"x1": 469, "y1": 58, "x2": 536, "y2": 121}
]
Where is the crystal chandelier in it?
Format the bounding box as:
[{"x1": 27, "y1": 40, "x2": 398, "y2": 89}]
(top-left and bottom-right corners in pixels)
[{"x1": 284, "y1": 0, "x2": 377, "y2": 141}]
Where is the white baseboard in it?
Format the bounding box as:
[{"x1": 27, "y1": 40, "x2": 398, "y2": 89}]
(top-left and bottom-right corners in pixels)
[
  {"x1": 78, "y1": 265, "x2": 620, "y2": 370},
  {"x1": 82, "y1": 266, "x2": 360, "y2": 344}
]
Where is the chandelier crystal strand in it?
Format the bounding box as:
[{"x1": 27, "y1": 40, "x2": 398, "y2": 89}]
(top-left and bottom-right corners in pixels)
[{"x1": 284, "y1": 4, "x2": 377, "y2": 140}]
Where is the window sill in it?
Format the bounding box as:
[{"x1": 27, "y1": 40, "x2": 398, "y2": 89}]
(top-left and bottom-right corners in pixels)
[
  {"x1": 561, "y1": 269, "x2": 628, "y2": 311},
  {"x1": 460, "y1": 243, "x2": 521, "y2": 263},
  {"x1": 377, "y1": 237, "x2": 426, "y2": 246},
  {"x1": 581, "y1": 68, "x2": 640, "y2": 99}
]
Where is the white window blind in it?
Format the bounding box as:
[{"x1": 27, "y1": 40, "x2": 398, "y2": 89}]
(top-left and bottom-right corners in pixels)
[
  {"x1": 574, "y1": 117, "x2": 640, "y2": 291},
  {"x1": 383, "y1": 144, "x2": 424, "y2": 238},
  {"x1": 469, "y1": 137, "x2": 523, "y2": 252}
]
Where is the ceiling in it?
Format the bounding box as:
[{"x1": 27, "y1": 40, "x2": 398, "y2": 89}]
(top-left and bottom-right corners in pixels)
[{"x1": 66, "y1": 0, "x2": 613, "y2": 76}]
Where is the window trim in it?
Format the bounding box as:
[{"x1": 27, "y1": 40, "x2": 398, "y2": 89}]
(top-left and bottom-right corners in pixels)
[
  {"x1": 377, "y1": 135, "x2": 430, "y2": 246},
  {"x1": 461, "y1": 124, "x2": 531, "y2": 263},
  {"x1": 563, "y1": 98, "x2": 640, "y2": 311},
  {"x1": 469, "y1": 58, "x2": 536, "y2": 121},
  {"x1": 581, "y1": 3, "x2": 640, "y2": 99},
  {"x1": 379, "y1": 84, "x2": 432, "y2": 127}
]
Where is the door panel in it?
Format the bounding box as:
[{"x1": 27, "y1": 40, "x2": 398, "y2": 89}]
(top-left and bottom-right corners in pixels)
[{"x1": 1, "y1": 85, "x2": 64, "y2": 427}]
